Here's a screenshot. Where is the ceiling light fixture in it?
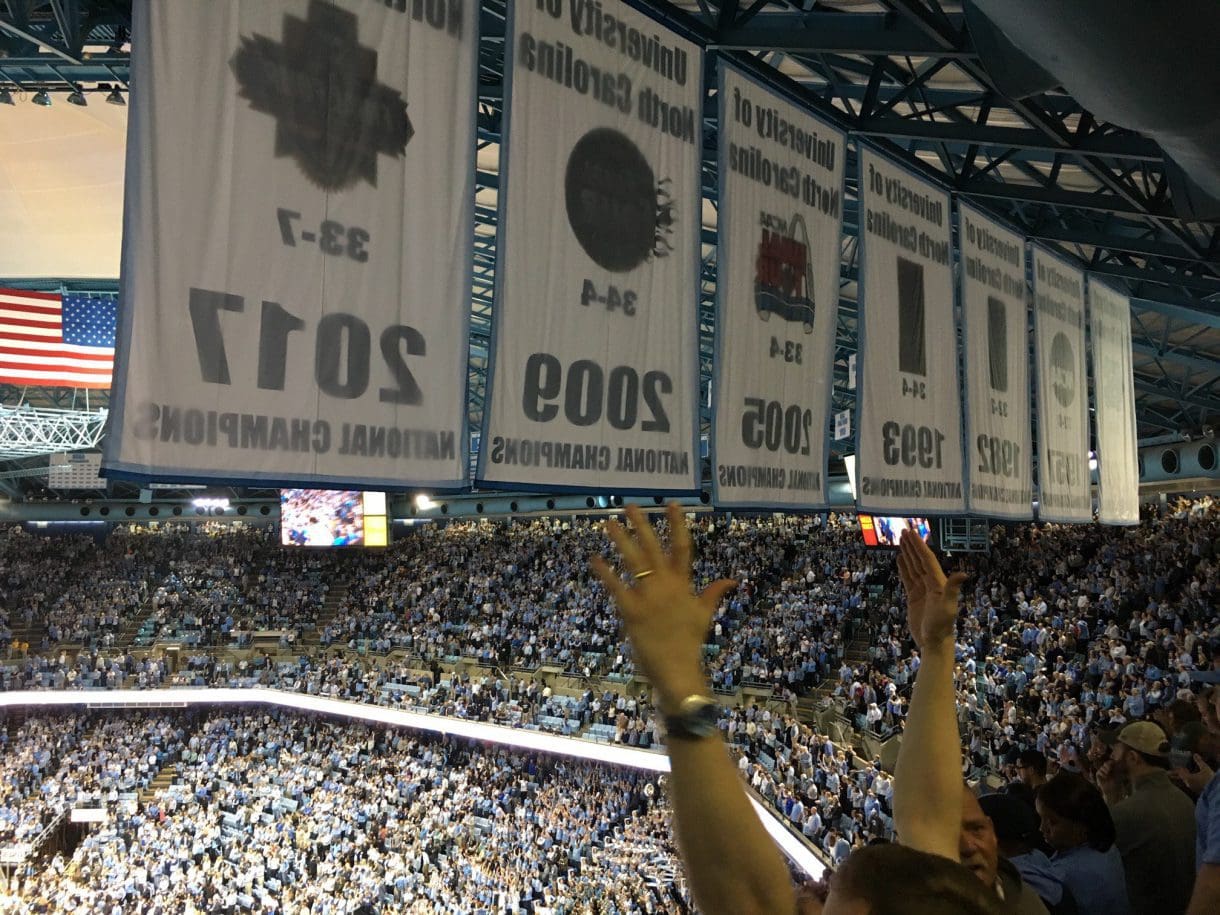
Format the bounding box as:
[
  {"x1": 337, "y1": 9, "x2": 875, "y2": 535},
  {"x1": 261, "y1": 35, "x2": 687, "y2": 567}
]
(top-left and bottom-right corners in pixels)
[
  {"x1": 67, "y1": 87, "x2": 87, "y2": 106},
  {"x1": 0, "y1": 88, "x2": 14, "y2": 106},
  {"x1": 32, "y1": 90, "x2": 51, "y2": 107},
  {"x1": 105, "y1": 87, "x2": 125, "y2": 106}
]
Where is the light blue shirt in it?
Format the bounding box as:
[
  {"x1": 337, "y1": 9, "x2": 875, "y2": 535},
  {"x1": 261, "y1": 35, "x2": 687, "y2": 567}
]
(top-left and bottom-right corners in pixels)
[
  {"x1": 1051, "y1": 844, "x2": 1132, "y2": 915},
  {"x1": 1198, "y1": 771, "x2": 1220, "y2": 868}
]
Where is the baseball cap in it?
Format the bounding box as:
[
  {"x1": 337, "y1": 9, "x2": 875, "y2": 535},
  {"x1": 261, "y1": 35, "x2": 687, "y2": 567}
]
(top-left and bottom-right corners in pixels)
[{"x1": 1102, "y1": 721, "x2": 1170, "y2": 757}]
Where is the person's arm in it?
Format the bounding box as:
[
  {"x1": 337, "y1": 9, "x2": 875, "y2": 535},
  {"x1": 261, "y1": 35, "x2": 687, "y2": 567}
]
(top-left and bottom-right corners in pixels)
[
  {"x1": 892, "y1": 530, "x2": 968, "y2": 862},
  {"x1": 593, "y1": 503, "x2": 796, "y2": 915},
  {"x1": 1188, "y1": 864, "x2": 1220, "y2": 915}
]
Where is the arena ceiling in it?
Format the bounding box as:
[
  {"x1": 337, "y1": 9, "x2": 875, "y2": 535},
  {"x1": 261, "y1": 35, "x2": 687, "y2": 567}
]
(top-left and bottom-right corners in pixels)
[{"x1": 0, "y1": 0, "x2": 1217, "y2": 501}]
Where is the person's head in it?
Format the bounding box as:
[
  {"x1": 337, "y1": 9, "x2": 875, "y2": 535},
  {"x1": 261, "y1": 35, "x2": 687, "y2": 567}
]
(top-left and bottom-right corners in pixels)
[
  {"x1": 1172, "y1": 721, "x2": 1220, "y2": 768},
  {"x1": 978, "y1": 793, "x2": 1041, "y2": 859},
  {"x1": 1162, "y1": 698, "x2": 1202, "y2": 734},
  {"x1": 959, "y1": 786, "x2": 999, "y2": 887},
  {"x1": 812, "y1": 843, "x2": 1002, "y2": 915},
  {"x1": 1103, "y1": 721, "x2": 1170, "y2": 780},
  {"x1": 1003, "y1": 780, "x2": 1036, "y2": 811},
  {"x1": 1014, "y1": 749, "x2": 1048, "y2": 786},
  {"x1": 1035, "y1": 772, "x2": 1116, "y2": 853}
]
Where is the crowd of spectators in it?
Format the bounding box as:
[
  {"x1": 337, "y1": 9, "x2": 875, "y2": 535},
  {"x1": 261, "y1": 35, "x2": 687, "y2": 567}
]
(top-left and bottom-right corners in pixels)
[
  {"x1": 0, "y1": 496, "x2": 1217, "y2": 910},
  {"x1": 0, "y1": 711, "x2": 187, "y2": 849},
  {"x1": 838, "y1": 495, "x2": 1220, "y2": 785},
  {"x1": 4, "y1": 710, "x2": 689, "y2": 914}
]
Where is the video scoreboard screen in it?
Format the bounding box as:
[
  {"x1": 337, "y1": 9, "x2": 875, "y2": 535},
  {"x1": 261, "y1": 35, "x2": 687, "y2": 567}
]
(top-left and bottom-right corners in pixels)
[
  {"x1": 859, "y1": 514, "x2": 931, "y2": 548},
  {"x1": 280, "y1": 490, "x2": 388, "y2": 548}
]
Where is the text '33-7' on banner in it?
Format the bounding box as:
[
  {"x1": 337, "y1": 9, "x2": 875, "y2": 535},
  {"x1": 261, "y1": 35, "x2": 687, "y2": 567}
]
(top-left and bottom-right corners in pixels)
[
  {"x1": 1032, "y1": 247, "x2": 1090, "y2": 522},
  {"x1": 959, "y1": 203, "x2": 1032, "y2": 520},
  {"x1": 711, "y1": 65, "x2": 845, "y2": 510},
  {"x1": 855, "y1": 148, "x2": 963, "y2": 514},
  {"x1": 103, "y1": 0, "x2": 476, "y2": 489},
  {"x1": 1088, "y1": 279, "x2": 1139, "y2": 525},
  {"x1": 477, "y1": 0, "x2": 702, "y2": 493}
]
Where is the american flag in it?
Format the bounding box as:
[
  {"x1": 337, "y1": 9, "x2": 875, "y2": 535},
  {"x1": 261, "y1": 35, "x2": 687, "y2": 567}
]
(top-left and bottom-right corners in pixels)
[{"x1": 0, "y1": 288, "x2": 116, "y2": 389}]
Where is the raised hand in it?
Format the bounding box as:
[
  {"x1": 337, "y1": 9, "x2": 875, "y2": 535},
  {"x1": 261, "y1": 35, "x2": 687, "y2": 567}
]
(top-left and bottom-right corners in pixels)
[
  {"x1": 592, "y1": 503, "x2": 735, "y2": 711},
  {"x1": 896, "y1": 529, "x2": 966, "y2": 651},
  {"x1": 1172, "y1": 753, "x2": 1216, "y2": 796}
]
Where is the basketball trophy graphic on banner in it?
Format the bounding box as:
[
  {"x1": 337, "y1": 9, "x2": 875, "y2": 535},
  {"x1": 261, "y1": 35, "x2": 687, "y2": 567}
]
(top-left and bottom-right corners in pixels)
[{"x1": 754, "y1": 213, "x2": 816, "y2": 334}]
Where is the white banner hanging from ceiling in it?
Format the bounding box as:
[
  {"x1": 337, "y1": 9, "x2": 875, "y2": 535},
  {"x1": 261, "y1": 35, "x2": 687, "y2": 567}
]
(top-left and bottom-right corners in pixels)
[
  {"x1": 477, "y1": 0, "x2": 702, "y2": 493},
  {"x1": 1088, "y1": 279, "x2": 1139, "y2": 525},
  {"x1": 959, "y1": 203, "x2": 1032, "y2": 519},
  {"x1": 855, "y1": 148, "x2": 963, "y2": 514},
  {"x1": 711, "y1": 65, "x2": 845, "y2": 509},
  {"x1": 103, "y1": 0, "x2": 475, "y2": 489},
  {"x1": 1032, "y1": 247, "x2": 1090, "y2": 522}
]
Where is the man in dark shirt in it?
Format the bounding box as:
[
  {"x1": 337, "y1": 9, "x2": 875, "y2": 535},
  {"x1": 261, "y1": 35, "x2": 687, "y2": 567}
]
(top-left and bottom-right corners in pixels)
[{"x1": 1099, "y1": 721, "x2": 1197, "y2": 914}]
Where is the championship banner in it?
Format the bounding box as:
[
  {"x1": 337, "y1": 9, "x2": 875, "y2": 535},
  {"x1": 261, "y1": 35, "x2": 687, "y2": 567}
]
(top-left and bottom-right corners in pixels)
[
  {"x1": 959, "y1": 203, "x2": 1032, "y2": 519},
  {"x1": 855, "y1": 149, "x2": 963, "y2": 514},
  {"x1": 1032, "y1": 248, "x2": 1090, "y2": 522},
  {"x1": 104, "y1": 0, "x2": 475, "y2": 489},
  {"x1": 477, "y1": 0, "x2": 702, "y2": 492},
  {"x1": 711, "y1": 65, "x2": 845, "y2": 509},
  {"x1": 1088, "y1": 280, "x2": 1139, "y2": 525}
]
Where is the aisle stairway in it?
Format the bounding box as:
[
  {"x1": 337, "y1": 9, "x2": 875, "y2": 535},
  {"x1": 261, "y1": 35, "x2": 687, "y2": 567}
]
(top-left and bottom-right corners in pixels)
[
  {"x1": 7, "y1": 617, "x2": 48, "y2": 653},
  {"x1": 300, "y1": 578, "x2": 349, "y2": 650},
  {"x1": 140, "y1": 761, "x2": 178, "y2": 807},
  {"x1": 118, "y1": 594, "x2": 160, "y2": 649},
  {"x1": 802, "y1": 634, "x2": 871, "y2": 708}
]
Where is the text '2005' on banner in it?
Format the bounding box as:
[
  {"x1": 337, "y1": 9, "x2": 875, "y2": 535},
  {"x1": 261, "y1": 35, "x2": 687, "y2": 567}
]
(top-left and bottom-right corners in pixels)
[{"x1": 711, "y1": 65, "x2": 846, "y2": 510}]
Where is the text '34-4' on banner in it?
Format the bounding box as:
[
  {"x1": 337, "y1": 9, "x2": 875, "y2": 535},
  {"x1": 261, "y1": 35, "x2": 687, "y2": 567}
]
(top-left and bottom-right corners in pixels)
[
  {"x1": 855, "y1": 148, "x2": 964, "y2": 515},
  {"x1": 1088, "y1": 279, "x2": 1139, "y2": 525},
  {"x1": 1032, "y1": 247, "x2": 1090, "y2": 522},
  {"x1": 959, "y1": 203, "x2": 1032, "y2": 520},
  {"x1": 477, "y1": 0, "x2": 702, "y2": 494},
  {"x1": 104, "y1": 0, "x2": 476, "y2": 489},
  {"x1": 711, "y1": 64, "x2": 846, "y2": 510}
]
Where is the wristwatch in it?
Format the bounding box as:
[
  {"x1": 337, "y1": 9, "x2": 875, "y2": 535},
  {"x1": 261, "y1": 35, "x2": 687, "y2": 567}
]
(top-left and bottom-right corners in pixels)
[{"x1": 663, "y1": 694, "x2": 722, "y2": 740}]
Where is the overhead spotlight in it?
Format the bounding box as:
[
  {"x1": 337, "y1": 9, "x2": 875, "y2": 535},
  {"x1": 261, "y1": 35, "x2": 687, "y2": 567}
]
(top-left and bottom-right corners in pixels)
[
  {"x1": 0, "y1": 88, "x2": 14, "y2": 106},
  {"x1": 105, "y1": 87, "x2": 125, "y2": 106},
  {"x1": 32, "y1": 90, "x2": 51, "y2": 107},
  {"x1": 67, "y1": 87, "x2": 87, "y2": 106}
]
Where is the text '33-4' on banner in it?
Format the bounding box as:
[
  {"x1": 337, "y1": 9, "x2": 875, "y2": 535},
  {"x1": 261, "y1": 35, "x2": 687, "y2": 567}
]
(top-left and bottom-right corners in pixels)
[
  {"x1": 477, "y1": 0, "x2": 702, "y2": 494},
  {"x1": 711, "y1": 65, "x2": 845, "y2": 510},
  {"x1": 855, "y1": 148, "x2": 964, "y2": 514},
  {"x1": 1032, "y1": 247, "x2": 1090, "y2": 523},
  {"x1": 959, "y1": 203, "x2": 1032, "y2": 520},
  {"x1": 104, "y1": 0, "x2": 476, "y2": 489},
  {"x1": 1088, "y1": 280, "x2": 1139, "y2": 526}
]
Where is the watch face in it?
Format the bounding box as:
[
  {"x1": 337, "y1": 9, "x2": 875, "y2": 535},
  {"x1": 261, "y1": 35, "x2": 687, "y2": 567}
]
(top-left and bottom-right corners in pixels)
[{"x1": 669, "y1": 698, "x2": 721, "y2": 739}]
